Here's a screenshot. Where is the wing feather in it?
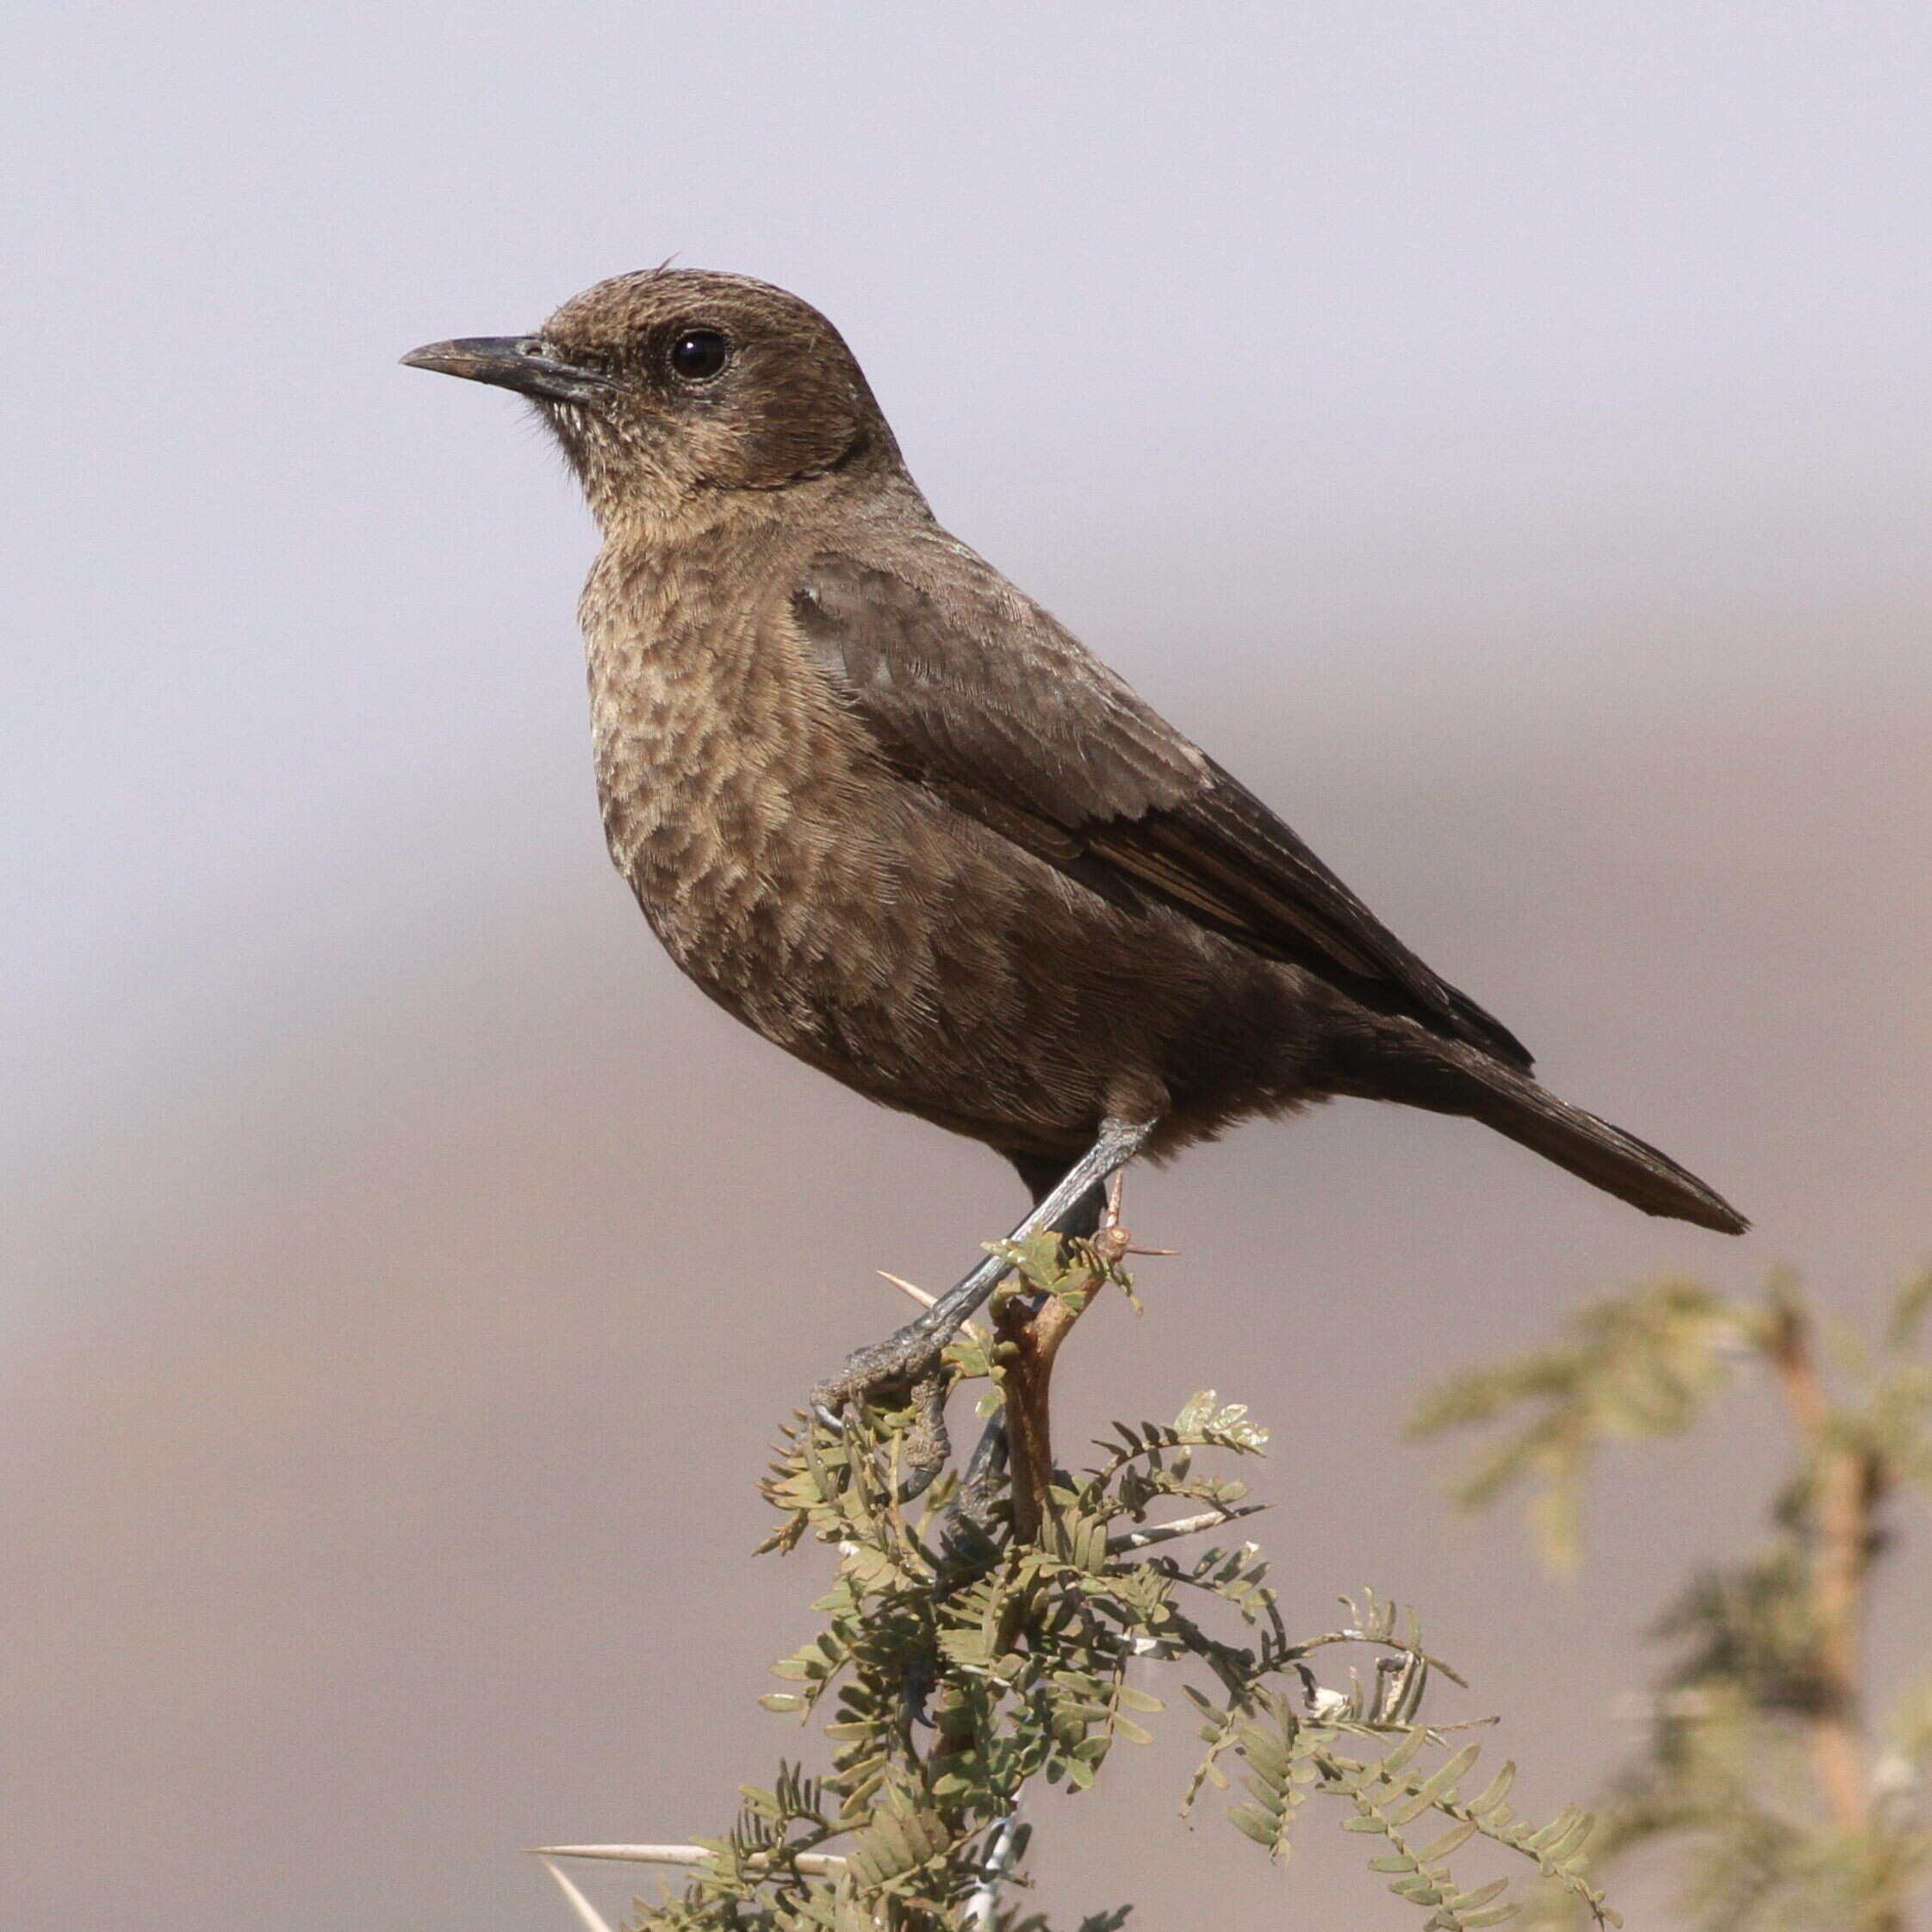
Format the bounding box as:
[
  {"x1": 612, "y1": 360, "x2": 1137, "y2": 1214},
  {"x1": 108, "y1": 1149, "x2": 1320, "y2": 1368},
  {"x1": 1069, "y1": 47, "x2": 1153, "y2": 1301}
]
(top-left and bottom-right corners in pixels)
[{"x1": 790, "y1": 546, "x2": 1531, "y2": 1068}]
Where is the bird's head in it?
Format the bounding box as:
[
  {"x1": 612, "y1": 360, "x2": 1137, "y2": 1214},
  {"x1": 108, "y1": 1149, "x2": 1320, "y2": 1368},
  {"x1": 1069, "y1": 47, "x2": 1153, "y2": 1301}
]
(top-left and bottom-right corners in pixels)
[{"x1": 402, "y1": 269, "x2": 902, "y2": 526}]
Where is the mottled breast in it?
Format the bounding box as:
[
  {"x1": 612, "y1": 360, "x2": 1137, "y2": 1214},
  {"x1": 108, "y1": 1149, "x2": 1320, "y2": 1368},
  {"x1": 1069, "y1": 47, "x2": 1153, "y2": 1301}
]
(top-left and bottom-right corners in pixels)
[{"x1": 579, "y1": 532, "x2": 949, "y2": 1058}]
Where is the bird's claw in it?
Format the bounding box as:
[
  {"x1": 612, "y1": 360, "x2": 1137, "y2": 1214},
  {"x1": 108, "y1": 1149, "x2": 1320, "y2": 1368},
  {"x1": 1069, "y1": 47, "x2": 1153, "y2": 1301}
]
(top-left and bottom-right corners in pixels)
[
  {"x1": 898, "y1": 1374, "x2": 952, "y2": 1500},
  {"x1": 810, "y1": 1315, "x2": 950, "y2": 1419},
  {"x1": 810, "y1": 1320, "x2": 959, "y2": 1500}
]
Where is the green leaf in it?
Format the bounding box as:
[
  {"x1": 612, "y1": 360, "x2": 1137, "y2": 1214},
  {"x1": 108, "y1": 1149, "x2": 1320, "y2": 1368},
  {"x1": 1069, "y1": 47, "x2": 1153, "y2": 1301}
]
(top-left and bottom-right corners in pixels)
[
  {"x1": 1228, "y1": 1803, "x2": 1280, "y2": 1847},
  {"x1": 1416, "y1": 1818, "x2": 1478, "y2": 1862},
  {"x1": 1465, "y1": 1760, "x2": 1516, "y2": 1819},
  {"x1": 1390, "y1": 1875, "x2": 1443, "y2": 1904}
]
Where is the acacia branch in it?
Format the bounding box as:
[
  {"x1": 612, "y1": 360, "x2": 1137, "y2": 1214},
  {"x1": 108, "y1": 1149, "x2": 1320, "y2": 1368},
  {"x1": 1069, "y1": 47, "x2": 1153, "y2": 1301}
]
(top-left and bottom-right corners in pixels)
[
  {"x1": 1765, "y1": 1295, "x2": 1885, "y2": 1847},
  {"x1": 995, "y1": 1196, "x2": 1134, "y2": 1544}
]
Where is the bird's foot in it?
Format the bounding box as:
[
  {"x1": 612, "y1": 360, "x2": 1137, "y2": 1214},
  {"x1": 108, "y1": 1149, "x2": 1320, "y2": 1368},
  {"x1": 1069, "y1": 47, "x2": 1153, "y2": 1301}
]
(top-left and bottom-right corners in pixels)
[
  {"x1": 898, "y1": 1371, "x2": 953, "y2": 1496},
  {"x1": 811, "y1": 1320, "x2": 959, "y2": 1500},
  {"x1": 811, "y1": 1311, "x2": 951, "y2": 1414}
]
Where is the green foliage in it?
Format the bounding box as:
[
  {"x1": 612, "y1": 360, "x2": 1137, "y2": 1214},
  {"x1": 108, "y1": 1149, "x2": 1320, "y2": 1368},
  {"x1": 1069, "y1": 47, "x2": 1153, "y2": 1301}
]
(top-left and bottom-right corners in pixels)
[
  {"x1": 1407, "y1": 1278, "x2": 1753, "y2": 1571},
  {"x1": 1413, "y1": 1264, "x2": 1932, "y2": 1932},
  {"x1": 614, "y1": 1242, "x2": 1616, "y2": 1931}
]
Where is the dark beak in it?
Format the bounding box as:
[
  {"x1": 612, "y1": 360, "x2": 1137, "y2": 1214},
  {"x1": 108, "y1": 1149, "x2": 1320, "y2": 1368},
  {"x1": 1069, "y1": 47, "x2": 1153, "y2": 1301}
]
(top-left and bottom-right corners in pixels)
[{"x1": 400, "y1": 336, "x2": 612, "y2": 405}]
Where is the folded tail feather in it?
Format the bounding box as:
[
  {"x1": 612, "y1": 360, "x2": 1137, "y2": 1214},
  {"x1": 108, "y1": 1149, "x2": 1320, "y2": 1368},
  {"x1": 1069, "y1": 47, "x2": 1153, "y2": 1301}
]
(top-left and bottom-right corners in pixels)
[
  {"x1": 1326, "y1": 1020, "x2": 1749, "y2": 1235},
  {"x1": 1454, "y1": 1053, "x2": 1748, "y2": 1234}
]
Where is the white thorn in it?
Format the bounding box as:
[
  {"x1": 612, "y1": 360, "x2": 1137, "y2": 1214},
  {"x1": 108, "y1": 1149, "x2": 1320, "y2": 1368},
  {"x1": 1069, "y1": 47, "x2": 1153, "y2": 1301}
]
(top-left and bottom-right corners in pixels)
[
  {"x1": 877, "y1": 1270, "x2": 938, "y2": 1308},
  {"x1": 1107, "y1": 1505, "x2": 1261, "y2": 1554},
  {"x1": 534, "y1": 1843, "x2": 847, "y2": 1874},
  {"x1": 964, "y1": 1813, "x2": 1023, "y2": 1928},
  {"x1": 537, "y1": 1856, "x2": 617, "y2": 1932}
]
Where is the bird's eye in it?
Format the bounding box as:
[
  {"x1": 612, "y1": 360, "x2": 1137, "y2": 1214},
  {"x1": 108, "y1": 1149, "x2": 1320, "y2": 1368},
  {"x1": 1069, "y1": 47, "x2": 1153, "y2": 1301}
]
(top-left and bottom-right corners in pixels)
[{"x1": 669, "y1": 328, "x2": 730, "y2": 382}]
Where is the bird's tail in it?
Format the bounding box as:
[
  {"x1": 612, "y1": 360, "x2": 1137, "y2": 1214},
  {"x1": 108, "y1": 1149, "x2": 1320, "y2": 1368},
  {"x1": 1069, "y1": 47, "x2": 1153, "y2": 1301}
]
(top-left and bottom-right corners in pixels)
[
  {"x1": 1323, "y1": 1020, "x2": 1749, "y2": 1233},
  {"x1": 1451, "y1": 1052, "x2": 1748, "y2": 1233}
]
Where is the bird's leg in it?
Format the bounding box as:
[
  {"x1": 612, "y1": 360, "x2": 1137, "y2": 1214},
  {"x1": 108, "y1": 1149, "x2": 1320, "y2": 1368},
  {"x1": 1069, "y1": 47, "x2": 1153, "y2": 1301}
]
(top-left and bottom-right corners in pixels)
[
  {"x1": 811, "y1": 1117, "x2": 1153, "y2": 1494},
  {"x1": 939, "y1": 1416, "x2": 1013, "y2": 1563}
]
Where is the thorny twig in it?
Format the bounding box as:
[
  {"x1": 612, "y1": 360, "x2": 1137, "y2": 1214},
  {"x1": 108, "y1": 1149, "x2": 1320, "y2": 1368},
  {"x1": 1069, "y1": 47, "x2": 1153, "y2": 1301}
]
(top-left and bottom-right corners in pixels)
[{"x1": 1764, "y1": 1292, "x2": 1893, "y2": 1883}]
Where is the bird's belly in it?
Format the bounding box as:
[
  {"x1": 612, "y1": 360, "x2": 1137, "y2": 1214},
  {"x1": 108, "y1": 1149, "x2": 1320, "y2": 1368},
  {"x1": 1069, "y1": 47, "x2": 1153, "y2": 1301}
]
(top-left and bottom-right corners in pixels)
[
  {"x1": 621, "y1": 786, "x2": 1045, "y2": 1096},
  {"x1": 610, "y1": 773, "x2": 1315, "y2": 1158}
]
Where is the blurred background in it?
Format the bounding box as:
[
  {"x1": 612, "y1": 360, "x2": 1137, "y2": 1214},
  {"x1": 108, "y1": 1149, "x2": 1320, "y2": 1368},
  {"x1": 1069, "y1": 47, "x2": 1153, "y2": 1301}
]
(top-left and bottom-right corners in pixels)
[{"x1": 4, "y1": 5, "x2": 1929, "y2": 1927}]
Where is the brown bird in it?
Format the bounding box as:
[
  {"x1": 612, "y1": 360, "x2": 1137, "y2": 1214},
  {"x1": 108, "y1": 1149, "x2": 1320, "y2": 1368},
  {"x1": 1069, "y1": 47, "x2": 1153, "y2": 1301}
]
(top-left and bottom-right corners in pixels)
[{"x1": 403, "y1": 269, "x2": 1745, "y2": 1433}]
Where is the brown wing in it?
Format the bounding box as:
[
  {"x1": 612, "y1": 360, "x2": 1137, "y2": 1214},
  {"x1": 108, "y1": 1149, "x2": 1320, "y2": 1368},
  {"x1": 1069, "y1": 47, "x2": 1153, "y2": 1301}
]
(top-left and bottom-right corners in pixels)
[{"x1": 791, "y1": 545, "x2": 1532, "y2": 1069}]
